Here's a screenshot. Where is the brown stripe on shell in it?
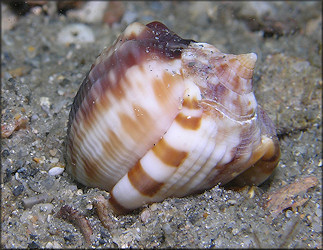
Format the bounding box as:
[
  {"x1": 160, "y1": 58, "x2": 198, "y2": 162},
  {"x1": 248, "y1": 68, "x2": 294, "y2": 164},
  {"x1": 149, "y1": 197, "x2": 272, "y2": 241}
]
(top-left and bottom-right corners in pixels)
[
  {"x1": 68, "y1": 117, "x2": 96, "y2": 181},
  {"x1": 152, "y1": 138, "x2": 188, "y2": 167},
  {"x1": 119, "y1": 106, "x2": 154, "y2": 143},
  {"x1": 175, "y1": 113, "x2": 202, "y2": 130},
  {"x1": 68, "y1": 61, "x2": 142, "y2": 179},
  {"x1": 102, "y1": 130, "x2": 129, "y2": 167},
  {"x1": 153, "y1": 72, "x2": 183, "y2": 108},
  {"x1": 109, "y1": 193, "x2": 133, "y2": 215},
  {"x1": 81, "y1": 154, "x2": 98, "y2": 182},
  {"x1": 128, "y1": 161, "x2": 164, "y2": 197},
  {"x1": 65, "y1": 22, "x2": 280, "y2": 214},
  {"x1": 182, "y1": 97, "x2": 199, "y2": 109}
]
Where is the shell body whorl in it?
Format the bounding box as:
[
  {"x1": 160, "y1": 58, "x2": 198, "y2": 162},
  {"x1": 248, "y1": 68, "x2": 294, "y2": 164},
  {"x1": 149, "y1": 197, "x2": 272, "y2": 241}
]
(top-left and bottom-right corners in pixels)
[{"x1": 66, "y1": 21, "x2": 280, "y2": 214}]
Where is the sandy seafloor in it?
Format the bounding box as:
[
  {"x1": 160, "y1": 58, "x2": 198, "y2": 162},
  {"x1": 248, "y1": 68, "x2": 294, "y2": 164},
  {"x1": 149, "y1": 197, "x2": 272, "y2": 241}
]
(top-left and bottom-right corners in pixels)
[{"x1": 1, "y1": 1, "x2": 322, "y2": 248}]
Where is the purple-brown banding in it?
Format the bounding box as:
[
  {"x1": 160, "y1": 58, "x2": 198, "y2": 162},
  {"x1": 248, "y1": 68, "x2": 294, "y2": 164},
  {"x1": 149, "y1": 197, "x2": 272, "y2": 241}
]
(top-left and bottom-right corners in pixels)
[
  {"x1": 128, "y1": 161, "x2": 164, "y2": 196},
  {"x1": 152, "y1": 139, "x2": 188, "y2": 167},
  {"x1": 152, "y1": 72, "x2": 183, "y2": 108},
  {"x1": 119, "y1": 107, "x2": 154, "y2": 143},
  {"x1": 146, "y1": 21, "x2": 194, "y2": 58},
  {"x1": 175, "y1": 113, "x2": 202, "y2": 130},
  {"x1": 182, "y1": 98, "x2": 199, "y2": 109}
]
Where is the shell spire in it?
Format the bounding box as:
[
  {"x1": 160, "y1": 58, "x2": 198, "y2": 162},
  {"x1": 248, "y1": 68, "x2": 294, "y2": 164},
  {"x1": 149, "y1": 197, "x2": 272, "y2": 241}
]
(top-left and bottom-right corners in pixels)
[{"x1": 237, "y1": 52, "x2": 257, "y2": 69}]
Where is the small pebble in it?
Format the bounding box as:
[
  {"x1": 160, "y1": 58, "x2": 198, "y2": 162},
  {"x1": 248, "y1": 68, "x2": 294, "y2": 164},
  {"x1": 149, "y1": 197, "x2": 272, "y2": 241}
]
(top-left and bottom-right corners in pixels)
[
  {"x1": 49, "y1": 149, "x2": 57, "y2": 157},
  {"x1": 227, "y1": 199, "x2": 237, "y2": 205},
  {"x1": 39, "y1": 203, "x2": 54, "y2": 213},
  {"x1": 27, "y1": 241, "x2": 40, "y2": 249},
  {"x1": 31, "y1": 114, "x2": 39, "y2": 122},
  {"x1": 57, "y1": 24, "x2": 95, "y2": 45},
  {"x1": 76, "y1": 189, "x2": 83, "y2": 195},
  {"x1": 64, "y1": 234, "x2": 75, "y2": 243},
  {"x1": 86, "y1": 203, "x2": 93, "y2": 210},
  {"x1": 150, "y1": 203, "x2": 158, "y2": 211},
  {"x1": 162, "y1": 223, "x2": 173, "y2": 235},
  {"x1": 40, "y1": 97, "x2": 50, "y2": 107},
  {"x1": 140, "y1": 209, "x2": 151, "y2": 224},
  {"x1": 50, "y1": 158, "x2": 59, "y2": 164},
  {"x1": 315, "y1": 205, "x2": 321, "y2": 217},
  {"x1": 22, "y1": 193, "x2": 52, "y2": 209},
  {"x1": 48, "y1": 166, "x2": 64, "y2": 176},
  {"x1": 59, "y1": 78, "x2": 71, "y2": 87},
  {"x1": 13, "y1": 184, "x2": 24, "y2": 196},
  {"x1": 285, "y1": 209, "x2": 293, "y2": 218},
  {"x1": 3, "y1": 168, "x2": 12, "y2": 183},
  {"x1": 232, "y1": 228, "x2": 239, "y2": 235},
  {"x1": 45, "y1": 242, "x2": 53, "y2": 248},
  {"x1": 52, "y1": 241, "x2": 61, "y2": 249},
  {"x1": 1, "y1": 149, "x2": 10, "y2": 157}
]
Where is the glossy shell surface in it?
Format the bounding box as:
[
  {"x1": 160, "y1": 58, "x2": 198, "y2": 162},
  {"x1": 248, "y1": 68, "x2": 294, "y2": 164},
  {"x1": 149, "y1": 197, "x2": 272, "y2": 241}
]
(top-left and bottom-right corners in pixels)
[{"x1": 66, "y1": 21, "x2": 280, "y2": 214}]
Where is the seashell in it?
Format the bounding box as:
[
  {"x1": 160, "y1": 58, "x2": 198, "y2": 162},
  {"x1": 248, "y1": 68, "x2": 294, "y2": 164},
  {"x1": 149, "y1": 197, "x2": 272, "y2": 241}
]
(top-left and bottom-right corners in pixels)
[
  {"x1": 48, "y1": 166, "x2": 65, "y2": 176},
  {"x1": 66, "y1": 21, "x2": 280, "y2": 214}
]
